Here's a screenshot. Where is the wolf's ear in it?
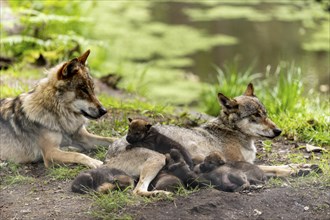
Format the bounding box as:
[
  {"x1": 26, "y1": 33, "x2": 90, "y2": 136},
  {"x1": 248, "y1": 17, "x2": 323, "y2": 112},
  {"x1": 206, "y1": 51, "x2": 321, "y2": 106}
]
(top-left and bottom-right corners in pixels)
[
  {"x1": 77, "y1": 49, "x2": 90, "y2": 65},
  {"x1": 244, "y1": 83, "x2": 255, "y2": 96},
  {"x1": 145, "y1": 124, "x2": 152, "y2": 130},
  {"x1": 218, "y1": 93, "x2": 238, "y2": 111},
  {"x1": 57, "y1": 58, "x2": 79, "y2": 80},
  {"x1": 128, "y1": 118, "x2": 133, "y2": 123}
]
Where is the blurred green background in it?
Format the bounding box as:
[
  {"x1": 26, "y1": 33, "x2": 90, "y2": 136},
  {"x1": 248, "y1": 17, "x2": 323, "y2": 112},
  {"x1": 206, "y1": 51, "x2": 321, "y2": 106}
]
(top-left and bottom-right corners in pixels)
[{"x1": 1, "y1": 1, "x2": 329, "y2": 137}]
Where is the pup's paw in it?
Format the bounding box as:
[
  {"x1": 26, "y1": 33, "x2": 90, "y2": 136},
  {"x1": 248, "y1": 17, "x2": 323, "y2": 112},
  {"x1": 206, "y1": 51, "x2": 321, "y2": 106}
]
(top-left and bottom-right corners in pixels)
[
  {"x1": 97, "y1": 183, "x2": 116, "y2": 193},
  {"x1": 292, "y1": 164, "x2": 323, "y2": 177},
  {"x1": 88, "y1": 159, "x2": 103, "y2": 168},
  {"x1": 133, "y1": 189, "x2": 172, "y2": 196}
]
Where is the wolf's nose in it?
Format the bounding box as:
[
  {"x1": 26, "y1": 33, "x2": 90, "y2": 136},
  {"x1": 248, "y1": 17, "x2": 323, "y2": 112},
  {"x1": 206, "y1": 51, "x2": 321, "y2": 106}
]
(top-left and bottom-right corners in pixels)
[
  {"x1": 273, "y1": 128, "x2": 282, "y2": 136},
  {"x1": 98, "y1": 106, "x2": 107, "y2": 116}
]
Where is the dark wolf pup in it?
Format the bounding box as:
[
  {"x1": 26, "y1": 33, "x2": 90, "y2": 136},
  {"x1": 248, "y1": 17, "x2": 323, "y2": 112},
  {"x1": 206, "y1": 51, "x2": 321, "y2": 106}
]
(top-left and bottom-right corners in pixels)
[
  {"x1": 126, "y1": 117, "x2": 194, "y2": 169},
  {"x1": 72, "y1": 167, "x2": 134, "y2": 194},
  {"x1": 0, "y1": 50, "x2": 116, "y2": 168},
  {"x1": 197, "y1": 151, "x2": 266, "y2": 192}
]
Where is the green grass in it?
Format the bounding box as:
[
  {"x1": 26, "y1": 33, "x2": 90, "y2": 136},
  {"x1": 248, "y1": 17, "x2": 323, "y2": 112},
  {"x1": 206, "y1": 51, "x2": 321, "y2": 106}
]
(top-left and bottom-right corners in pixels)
[
  {"x1": 99, "y1": 95, "x2": 173, "y2": 115},
  {"x1": 47, "y1": 165, "x2": 85, "y2": 181},
  {"x1": 0, "y1": 162, "x2": 35, "y2": 186},
  {"x1": 1, "y1": 175, "x2": 35, "y2": 186},
  {"x1": 91, "y1": 184, "x2": 199, "y2": 219}
]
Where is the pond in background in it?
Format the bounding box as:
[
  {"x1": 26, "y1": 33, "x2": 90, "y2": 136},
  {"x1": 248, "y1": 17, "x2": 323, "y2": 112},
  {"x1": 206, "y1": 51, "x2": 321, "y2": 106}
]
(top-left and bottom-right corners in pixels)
[{"x1": 151, "y1": 1, "x2": 329, "y2": 91}]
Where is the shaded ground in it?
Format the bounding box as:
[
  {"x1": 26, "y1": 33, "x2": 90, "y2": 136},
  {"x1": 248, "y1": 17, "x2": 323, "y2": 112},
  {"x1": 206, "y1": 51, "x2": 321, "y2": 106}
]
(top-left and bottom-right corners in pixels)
[
  {"x1": 1, "y1": 139, "x2": 329, "y2": 220},
  {"x1": 126, "y1": 187, "x2": 329, "y2": 220}
]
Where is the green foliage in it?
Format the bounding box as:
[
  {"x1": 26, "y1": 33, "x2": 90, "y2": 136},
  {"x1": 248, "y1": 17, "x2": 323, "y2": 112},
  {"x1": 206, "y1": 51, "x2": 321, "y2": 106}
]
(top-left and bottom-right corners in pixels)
[
  {"x1": 0, "y1": 83, "x2": 29, "y2": 99},
  {"x1": 1, "y1": 0, "x2": 100, "y2": 64},
  {"x1": 260, "y1": 64, "x2": 303, "y2": 114},
  {"x1": 199, "y1": 62, "x2": 262, "y2": 115}
]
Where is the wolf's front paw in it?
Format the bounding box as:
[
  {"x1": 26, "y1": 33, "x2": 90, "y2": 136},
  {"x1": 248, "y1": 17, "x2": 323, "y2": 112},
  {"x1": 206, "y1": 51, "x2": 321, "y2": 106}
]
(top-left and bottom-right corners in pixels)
[
  {"x1": 108, "y1": 137, "x2": 118, "y2": 143},
  {"x1": 88, "y1": 158, "x2": 103, "y2": 168}
]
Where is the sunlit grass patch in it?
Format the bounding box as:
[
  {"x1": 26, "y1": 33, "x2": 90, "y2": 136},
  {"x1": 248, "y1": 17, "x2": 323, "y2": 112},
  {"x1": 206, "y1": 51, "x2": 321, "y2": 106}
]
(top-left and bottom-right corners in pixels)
[
  {"x1": 0, "y1": 83, "x2": 30, "y2": 99},
  {"x1": 47, "y1": 164, "x2": 86, "y2": 181},
  {"x1": 90, "y1": 189, "x2": 141, "y2": 220},
  {"x1": 90, "y1": 185, "x2": 198, "y2": 219},
  {"x1": 99, "y1": 95, "x2": 173, "y2": 115},
  {"x1": 0, "y1": 162, "x2": 35, "y2": 187},
  {"x1": 1, "y1": 175, "x2": 35, "y2": 186}
]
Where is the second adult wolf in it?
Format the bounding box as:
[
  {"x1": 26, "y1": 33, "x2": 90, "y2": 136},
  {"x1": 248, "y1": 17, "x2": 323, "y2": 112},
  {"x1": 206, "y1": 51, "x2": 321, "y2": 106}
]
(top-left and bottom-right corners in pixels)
[{"x1": 105, "y1": 83, "x2": 310, "y2": 196}]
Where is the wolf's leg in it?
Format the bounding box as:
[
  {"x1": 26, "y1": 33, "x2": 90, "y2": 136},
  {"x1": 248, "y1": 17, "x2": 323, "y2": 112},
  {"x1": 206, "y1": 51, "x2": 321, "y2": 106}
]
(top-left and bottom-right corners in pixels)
[
  {"x1": 39, "y1": 131, "x2": 103, "y2": 168},
  {"x1": 258, "y1": 164, "x2": 321, "y2": 177},
  {"x1": 43, "y1": 148, "x2": 103, "y2": 168},
  {"x1": 133, "y1": 154, "x2": 171, "y2": 196},
  {"x1": 74, "y1": 126, "x2": 117, "y2": 149}
]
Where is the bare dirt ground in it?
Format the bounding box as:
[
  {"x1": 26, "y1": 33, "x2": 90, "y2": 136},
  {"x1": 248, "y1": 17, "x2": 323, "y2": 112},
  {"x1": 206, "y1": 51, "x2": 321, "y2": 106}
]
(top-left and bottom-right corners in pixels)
[{"x1": 1, "y1": 140, "x2": 329, "y2": 220}]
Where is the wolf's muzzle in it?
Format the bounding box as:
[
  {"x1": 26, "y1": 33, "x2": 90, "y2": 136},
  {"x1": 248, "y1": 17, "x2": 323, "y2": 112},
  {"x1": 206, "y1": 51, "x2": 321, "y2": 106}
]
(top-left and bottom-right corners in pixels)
[
  {"x1": 273, "y1": 128, "x2": 282, "y2": 137},
  {"x1": 98, "y1": 106, "x2": 107, "y2": 117}
]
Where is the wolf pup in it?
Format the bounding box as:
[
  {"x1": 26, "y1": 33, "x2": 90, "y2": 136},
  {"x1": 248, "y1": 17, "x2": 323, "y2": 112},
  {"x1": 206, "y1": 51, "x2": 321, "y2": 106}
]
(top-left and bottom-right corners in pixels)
[
  {"x1": 0, "y1": 50, "x2": 116, "y2": 168},
  {"x1": 72, "y1": 167, "x2": 134, "y2": 194},
  {"x1": 126, "y1": 118, "x2": 194, "y2": 169},
  {"x1": 197, "y1": 151, "x2": 266, "y2": 192}
]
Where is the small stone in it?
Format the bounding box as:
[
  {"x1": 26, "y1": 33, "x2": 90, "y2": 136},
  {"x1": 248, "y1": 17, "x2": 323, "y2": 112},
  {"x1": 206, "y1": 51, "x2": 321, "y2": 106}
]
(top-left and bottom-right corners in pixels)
[
  {"x1": 253, "y1": 209, "x2": 262, "y2": 216},
  {"x1": 304, "y1": 206, "x2": 309, "y2": 211}
]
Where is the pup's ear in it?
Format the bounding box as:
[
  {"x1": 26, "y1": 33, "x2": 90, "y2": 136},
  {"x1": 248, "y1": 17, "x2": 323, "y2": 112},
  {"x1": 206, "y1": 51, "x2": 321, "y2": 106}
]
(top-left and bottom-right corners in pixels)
[
  {"x1": 218, "y1": 93, "x2": 238, "y2": 111},
  {"x1": 57, "y1": 58, "x2": 79, "y2": 80},
  {"x1": 244, "y1": 83, "x2": 255, "y2": 96},
  {"x1": 77, "y1": 49, "x2": 90, "y2": 65},
  {"x1": 145, "y1": 124, "x2": 152, "y2": 130},
  {"x1": 128, "y1": 118, "x2": 133, "y2": 123}
]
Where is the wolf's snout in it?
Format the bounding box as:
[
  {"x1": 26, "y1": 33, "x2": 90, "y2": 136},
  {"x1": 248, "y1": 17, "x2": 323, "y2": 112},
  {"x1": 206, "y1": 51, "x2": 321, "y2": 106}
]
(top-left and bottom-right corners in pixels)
[
  {"x1": 273, "y1": 128, "x2": 282, "y2": 137},
  {"x1": 98, "y1": 106, "x2": 107, "y2": 116}
]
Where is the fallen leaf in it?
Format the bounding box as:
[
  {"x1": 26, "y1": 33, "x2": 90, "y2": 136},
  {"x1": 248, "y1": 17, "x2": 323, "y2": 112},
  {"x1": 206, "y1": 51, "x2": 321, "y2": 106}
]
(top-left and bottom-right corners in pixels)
[{"x1": 305, "y1": 144, "x2": 328, "y2": 153}]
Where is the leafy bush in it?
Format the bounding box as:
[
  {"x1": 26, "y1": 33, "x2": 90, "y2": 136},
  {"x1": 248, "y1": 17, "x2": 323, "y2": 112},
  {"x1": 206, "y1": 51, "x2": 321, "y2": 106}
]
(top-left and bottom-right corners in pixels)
[{"x1": 1, "y1": 1, "x2": 99, "y2": 64}]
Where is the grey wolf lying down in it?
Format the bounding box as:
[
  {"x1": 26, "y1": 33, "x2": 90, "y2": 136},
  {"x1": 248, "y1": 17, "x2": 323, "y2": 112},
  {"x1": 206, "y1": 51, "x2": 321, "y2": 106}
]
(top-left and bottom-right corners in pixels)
[
  {"x1": 104, "y1": 83, "x2": 317, "y2": 196},
  {"x1": 0, "y1": 50, "x2": 115, "y2": 168}
]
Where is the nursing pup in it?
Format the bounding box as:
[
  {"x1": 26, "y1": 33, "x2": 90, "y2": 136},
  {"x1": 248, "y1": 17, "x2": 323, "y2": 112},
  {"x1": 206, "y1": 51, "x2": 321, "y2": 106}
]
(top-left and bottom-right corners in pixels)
[
  {"x1": 126, "y1": 118, "x2": 194, "y2": 169},
  {"x1": 72, "y1": 167, "x2": 134, "y2": 194},
  {"x1": 197, "y1": 151, "x2": 266, "y2": 192}
]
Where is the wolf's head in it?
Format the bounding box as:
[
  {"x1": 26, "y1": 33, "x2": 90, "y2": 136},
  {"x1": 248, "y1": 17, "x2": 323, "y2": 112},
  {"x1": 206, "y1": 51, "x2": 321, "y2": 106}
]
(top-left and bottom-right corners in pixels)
[
  {"x1": 54, "y1": 50, "x2": 107, "y2": 119},
  {"x1": 218, "y1": 83, "x2": 281, "y2": 139},
  {"x1": 126, "y1": 118, "x2": 152, "y2": 144}
]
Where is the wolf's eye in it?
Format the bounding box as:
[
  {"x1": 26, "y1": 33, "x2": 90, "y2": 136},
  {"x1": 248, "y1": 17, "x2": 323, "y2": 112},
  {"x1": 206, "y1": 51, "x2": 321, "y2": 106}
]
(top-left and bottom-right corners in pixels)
[
  {"x1": 250, "y1": 115, "x2": 258, "y2": 123},
  {"x1": 254, "y1": 112, "x2": 261, "y2": 118},
  {"x1": 81, "y1": 87, "x2": 89, "y2": 94}
]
